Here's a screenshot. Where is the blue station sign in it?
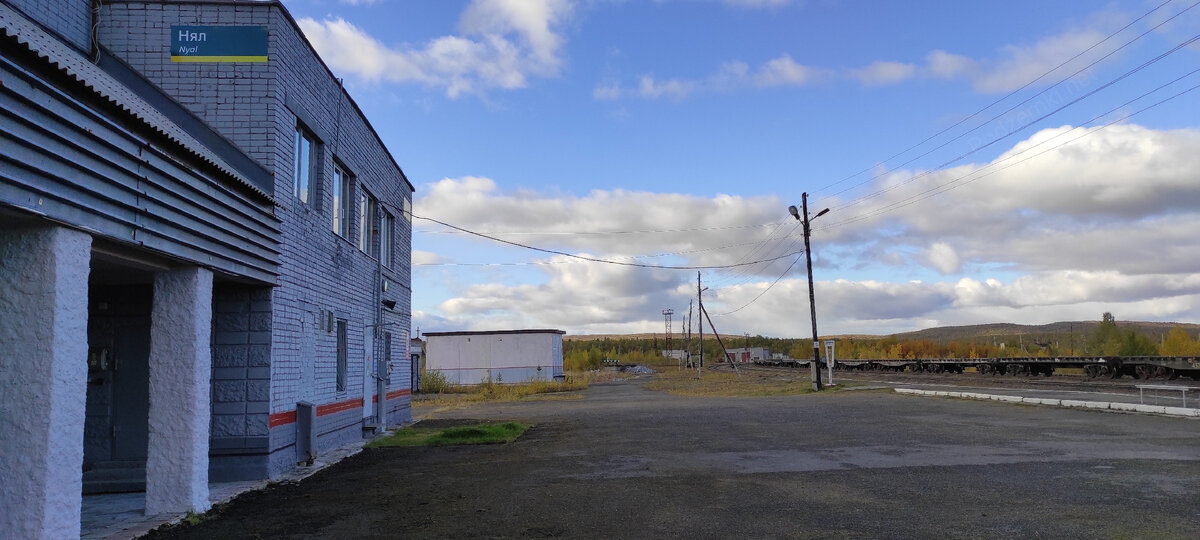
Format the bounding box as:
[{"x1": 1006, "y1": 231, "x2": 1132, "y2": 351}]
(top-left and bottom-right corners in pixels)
[{"x1": 170, "y1": 26, "x2": 268, "y2": 63}]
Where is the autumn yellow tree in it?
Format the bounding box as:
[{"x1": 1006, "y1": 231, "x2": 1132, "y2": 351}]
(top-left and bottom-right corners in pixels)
[{"x1": 1160, "y1": 327, "x2": 1200, "y2": 355}]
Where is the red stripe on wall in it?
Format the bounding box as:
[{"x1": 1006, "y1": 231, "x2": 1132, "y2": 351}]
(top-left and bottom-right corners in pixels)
[
  {"x1": 268, "y1": 410, "x2": 296, "y2": 428},
  {"x1": 316, "y1": 398, "x2": 364, "y2": 416},
  {"x1": 373, "y1": 389, "x2": 412, "y2": 403},
  {"x1": 268, "y1": 396, "x2": 366, "y2": 428}
]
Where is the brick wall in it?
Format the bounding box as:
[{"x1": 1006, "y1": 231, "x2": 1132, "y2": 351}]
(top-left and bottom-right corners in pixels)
[
  {"x1": 7, "y1": 0, "x2": 92, "y2": 51},
  {"x1": 100, "y1": 0, "x2": 413, "y2": 479}
]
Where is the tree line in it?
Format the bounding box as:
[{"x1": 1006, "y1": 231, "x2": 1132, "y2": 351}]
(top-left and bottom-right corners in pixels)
[{"x1": 562, "y1": 313, "x2": 1200, "y2": 371}]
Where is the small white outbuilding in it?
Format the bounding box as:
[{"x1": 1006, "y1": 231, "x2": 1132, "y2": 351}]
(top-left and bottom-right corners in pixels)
[{"x1": 424, "y1": 329, "x2": 566, "y2": 385}]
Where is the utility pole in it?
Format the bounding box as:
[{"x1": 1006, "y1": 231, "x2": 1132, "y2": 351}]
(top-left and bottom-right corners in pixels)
[
  {"x1": 790, "y1": 193, "x2": 829, "y2": 391},
  {"x1": 697, "y1": 272, "x2": 703, "y2": 377},
  {"x1": 684, "y1": 300, "x2": 693, "y2": 370}
]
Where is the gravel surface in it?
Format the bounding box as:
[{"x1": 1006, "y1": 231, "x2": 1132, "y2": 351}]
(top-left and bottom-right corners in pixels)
[{"x1": 143, "y1": 378, "x2": 1200, "y2": 539}]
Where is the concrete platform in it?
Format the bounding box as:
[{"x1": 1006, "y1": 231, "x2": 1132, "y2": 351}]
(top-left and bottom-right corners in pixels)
[{"x1": 894, "y1": 387, "x2": 1200, "y2": 417}]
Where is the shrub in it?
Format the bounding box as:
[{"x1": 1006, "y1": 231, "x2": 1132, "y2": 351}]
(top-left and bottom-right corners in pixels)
[{"x1": 421, "y1": 369, "x2": 452, "y2": 394}]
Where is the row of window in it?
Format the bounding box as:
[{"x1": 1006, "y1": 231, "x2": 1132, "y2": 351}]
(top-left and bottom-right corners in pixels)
[{"x1": 293, "y1": 124, "x2": 401, "y2": 268}]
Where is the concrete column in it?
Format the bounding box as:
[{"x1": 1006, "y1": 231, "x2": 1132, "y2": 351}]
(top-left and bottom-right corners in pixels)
[
  {"x1": 145, "y1": 267, "x2": 213, "y2": 515},
  {"x1": 0, "y1": 226, "x2": 91, "y2": 539}
]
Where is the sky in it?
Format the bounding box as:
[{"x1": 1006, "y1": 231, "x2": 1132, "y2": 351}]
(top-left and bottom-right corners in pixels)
[{"x1": 280, "y1": 0, "x2": 1200, "y2": 338}]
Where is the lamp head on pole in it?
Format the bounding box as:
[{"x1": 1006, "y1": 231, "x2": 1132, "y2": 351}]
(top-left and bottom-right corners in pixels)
[
  {"x1": 814, "y1": 208, "x2": 830, "y2": 219},
  {"x1": 788, "y1": 205, "x2": 800, "y2": 220}
]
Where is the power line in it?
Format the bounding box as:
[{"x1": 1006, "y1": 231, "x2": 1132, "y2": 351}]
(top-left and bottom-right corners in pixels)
[
  {"x1": 712, "y1": 252, "x2": 804, "y2": 316},
  {"x1": 712, "y1": 56, "x2": 1200, "y2": 313},
  {"x1": 414, "y1": 224, "x2": 808, "y2": 267},
  {"x1": 828, "y1": 30, "x2": 1200, "y2": 216},
  {"x1": 820, "y1": 70, "x2": 1200, "y2": 230},
  {"x1": 813, "y1": 0, "x2": 1195, "y2": 205},
  {"x1": 414, "y1": 221, "x2": 779, "y2": 236},
  {"x1": 407, "y1": 211, "x2": 806, "y2": 270}
]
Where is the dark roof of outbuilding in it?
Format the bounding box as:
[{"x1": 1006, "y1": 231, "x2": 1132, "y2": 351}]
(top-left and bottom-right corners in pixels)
[{"x1": 424, "y1": 329, "x2": 567, "y2": 337}]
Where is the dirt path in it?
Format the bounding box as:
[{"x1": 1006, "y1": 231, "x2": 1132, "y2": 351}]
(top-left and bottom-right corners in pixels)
[{"x1": 143, "y1": 378, "x2": 1200, "y2": 539}]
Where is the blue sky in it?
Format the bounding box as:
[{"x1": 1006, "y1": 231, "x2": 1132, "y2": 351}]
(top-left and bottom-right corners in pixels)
[{"x1": 283, "y1": 0, "x2": 1200, "y2": 337}]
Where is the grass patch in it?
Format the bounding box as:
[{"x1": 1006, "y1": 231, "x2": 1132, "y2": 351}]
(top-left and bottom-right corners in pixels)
[
  {"x1": 414, "y1": 375, "x2": 588, "y2": 410},
  {"x1": 367, "y1": 422, "x2": 529, "y2": 448},
  {"x1": 645, "y1": 368, "x2": 858, "y2": 397}
]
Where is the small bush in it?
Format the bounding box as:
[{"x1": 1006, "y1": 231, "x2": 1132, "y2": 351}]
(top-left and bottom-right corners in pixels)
[{"x1": 421, "y1": 369, "x2": 452, "y2": 394}]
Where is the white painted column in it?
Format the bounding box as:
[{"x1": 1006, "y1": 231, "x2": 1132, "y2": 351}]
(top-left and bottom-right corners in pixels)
[
  {"x1": 145, "y1": 267, "x2": 213, "y2": 515},
  {"x1": 0, "y1": 226, "x2": 91, "y2": 539}
]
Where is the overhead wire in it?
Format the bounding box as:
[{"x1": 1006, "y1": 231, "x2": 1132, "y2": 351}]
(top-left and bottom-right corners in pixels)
[
  {"x1": 711, "y1": 23, "x2": 1200, "y2": 315},
  {"x1": 825, "y1": 30, "x2": 1200, "y2": 218},
  {"x1": 407, "y1": 211, "x2": 805, "y2": 270},
  {"x1": 414, "y1": 221, "x2": 778, "y2": 236},
  {"x1": 819, "y1": 67, "x2": 1200, "y2": 230},
  {"x1": 711, "y1": 253, "x2": 805, "y2": 316},
  {"x1": 407, "y1": 2, "x2": 1197, "y2": 319},
  {"x1": 813, "y1": 0, "x2": 1196, "y2": 208},
  {"x1": 413, "y1": 231, "x2": 805, "y2": 266}
]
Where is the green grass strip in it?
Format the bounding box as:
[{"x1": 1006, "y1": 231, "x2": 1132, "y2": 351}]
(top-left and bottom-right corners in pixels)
[{"x1": 367, "y1": 422, "x2": 530, "y2": 448}]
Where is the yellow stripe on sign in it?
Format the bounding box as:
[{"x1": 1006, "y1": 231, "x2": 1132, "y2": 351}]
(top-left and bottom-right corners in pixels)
[{"x1": 170, "y1": 55, "x2": 269, "y2": 63}]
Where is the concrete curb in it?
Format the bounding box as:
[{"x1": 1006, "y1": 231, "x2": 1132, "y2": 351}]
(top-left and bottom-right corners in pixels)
[{"x1": 894, "y1": 388, "x2": 1200, "y2": 418}]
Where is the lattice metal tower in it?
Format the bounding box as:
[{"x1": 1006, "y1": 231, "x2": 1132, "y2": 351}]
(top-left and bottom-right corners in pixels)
[{"x1": 662, "y1": 309, "x2": 674, "y2": 354}]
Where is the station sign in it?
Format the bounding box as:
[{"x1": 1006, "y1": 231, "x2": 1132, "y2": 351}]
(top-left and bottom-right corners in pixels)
[{"x1": 170, "y1": 26, "x2": 268, "y2": 63}]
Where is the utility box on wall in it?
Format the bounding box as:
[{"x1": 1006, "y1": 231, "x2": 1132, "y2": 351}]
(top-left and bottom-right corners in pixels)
[{"x1": 424, "y1": 330, "x2": 565, "y2": 386}]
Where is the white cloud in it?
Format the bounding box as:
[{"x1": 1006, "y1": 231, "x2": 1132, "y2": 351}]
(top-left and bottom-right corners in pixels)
[
  {"x1": 719, "y1": 0, "x2": 793, "y2": 7},
  {"x1": 417, "y1": 125, "x2": 1200, "y2": 336},
  {"x1": 416, "y1": 176, "x2": 791, "y2": 269},
  {"x1": 297, "y1": 0, "x2": 571, "y2": 97},
  {"x1": 636, "y1": 75, "x2": 696, "y2": 100},
  {"x1": 594, "y1": 6, "x2": 1135, "y2": 103},
  {"x1": 594, "y1": 54, "x2": 824, "y2": 101},
  {"x1": 971, "y1": 29, "x2": 1109, "y2": 93},
  {"x1": 412, "y1": 250, "x2": 448, "y2": 265},
  {"x1": 926, "y1": 242, "x2": 960, "y2": 274},
  {"x1": 924, "y1": 49, "x2": 976, "y2": 80},
  {"x1": 754, "y1": 55, "x2": 819, "y2": 87},
  {"x1": 850, "y1": 61, "x2": 917, "y2": 86},
  {"x1": 592, "y1": 82, "x2": 622, "y2": 100}
]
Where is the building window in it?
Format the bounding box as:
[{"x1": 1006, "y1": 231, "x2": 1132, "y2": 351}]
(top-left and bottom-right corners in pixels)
[
  {"x1": 380, "y1": 211, "x2": 394, "y2": 268},
  {"x1": 336, "y1": 319, "x2": 348, "y2": 392},
  {"x1": 383, "y1": 331, "x2": 393, "y2": 378},
  {"x1": 293, "y1": 125, "x2": 315, "y2": 204},
  {"x1": 359, "y1": 189, "x2": 377, "y2": 257},
  {"x1": 332, "y1": 165, "x2": 350, "y2": 238}
]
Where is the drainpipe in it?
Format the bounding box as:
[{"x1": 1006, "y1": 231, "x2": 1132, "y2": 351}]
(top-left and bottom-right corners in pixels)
[{"x1": 375, "y1": 254, "x2": 386, "y2": 428}]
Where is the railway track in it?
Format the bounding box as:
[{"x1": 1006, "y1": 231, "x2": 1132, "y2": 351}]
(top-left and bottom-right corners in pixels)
[{"x1": 712, "y1": 360, "x2": 1200, "y2": 394}]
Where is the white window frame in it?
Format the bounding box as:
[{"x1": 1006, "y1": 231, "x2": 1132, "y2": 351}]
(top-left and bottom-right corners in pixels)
[
  {"x1": 332, "y1": 165, "x2": 350, "y2": 238},
  {"x1": 292, "y1": 125, "x2": 315, "y2": 204},
  {"x1": 380, "y1": 210, "x2": 394, "y2": 268},
  {"x1": 336, "y1": 319, "x2": 348, "y2": 392},
  {"x1": 359, "y1": 189, "x2": 377, "y2": 257}
]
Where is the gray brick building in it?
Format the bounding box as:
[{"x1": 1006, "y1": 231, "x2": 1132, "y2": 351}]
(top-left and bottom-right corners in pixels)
[{"x1": 0, "y1": 0, "x2": 413, "y2": 536}]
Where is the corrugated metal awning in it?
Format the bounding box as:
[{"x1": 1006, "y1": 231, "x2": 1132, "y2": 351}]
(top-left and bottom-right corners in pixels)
[{"x1": 0, "y1": 4, "x2": 274, "y2": 203}]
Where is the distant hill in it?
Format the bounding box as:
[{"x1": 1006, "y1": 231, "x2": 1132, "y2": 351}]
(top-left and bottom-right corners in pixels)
[
  {"x1": 890, "y1": 321, "x2": 1200, "y2": 343},
  {"x1": 565, "y1": 333, "x2": 744, "y2": 342},
  {"x1": 567, "y1": 321, "x2": 1200, "y2": 343}
]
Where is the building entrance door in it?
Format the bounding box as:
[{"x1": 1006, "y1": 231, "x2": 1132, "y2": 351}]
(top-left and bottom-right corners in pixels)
[
  {"x1": 363, "y1": 326, "x2": 375, "y2": 424},
  {"x1": 111, "y1": 322, "x2": 150, "y2": 460}
]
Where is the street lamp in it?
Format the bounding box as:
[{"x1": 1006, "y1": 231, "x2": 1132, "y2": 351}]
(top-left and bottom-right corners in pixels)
[{"x1": 789, "y1": 192, "x2": 829, "y2": 391}]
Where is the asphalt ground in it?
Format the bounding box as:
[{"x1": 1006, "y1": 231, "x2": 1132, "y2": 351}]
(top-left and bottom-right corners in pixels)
[{"x1": 143, "y1": 378, "x2": 1200, "y2": 539}]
